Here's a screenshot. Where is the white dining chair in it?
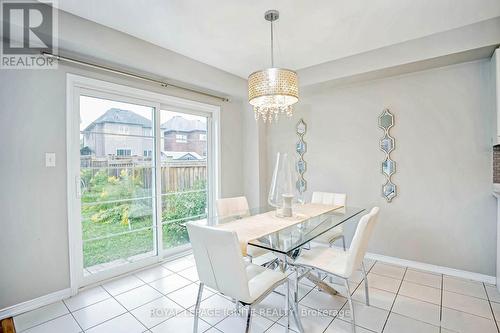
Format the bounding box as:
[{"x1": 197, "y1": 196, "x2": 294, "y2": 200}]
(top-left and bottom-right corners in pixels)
[
  {"x1": 216, "y1": 196, "x2": 251, "y2": 222},
  {"x1": 187, "y1": 222, "x2": 291, "y2": 333},
  {"x1": 311, "y1": 192, "x2": 347, "y2": 250},
  {"x1": 216, "y1": 196, "x2": 275, "y2": 265},
  {"x1": 293, "y1": 207, "x2": 380, "y2": 332}
]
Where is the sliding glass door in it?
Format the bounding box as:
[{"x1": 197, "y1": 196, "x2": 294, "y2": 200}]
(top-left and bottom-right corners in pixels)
[
  {"x1": 79, "y1": 95, "x2": 158, "y2": 277},
  {"x1": 68, "y1": 75, "x2": 218, "y2": 288},
  {"x1": 159, "y1": 110, "x2": 208, "y2": 253}
]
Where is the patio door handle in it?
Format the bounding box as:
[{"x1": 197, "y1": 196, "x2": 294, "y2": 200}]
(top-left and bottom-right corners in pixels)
[{"x1": 75, "y1": 176, "x2": 82, "y2": 198}]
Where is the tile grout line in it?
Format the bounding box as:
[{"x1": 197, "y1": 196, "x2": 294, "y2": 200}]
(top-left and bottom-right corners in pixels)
[
  {"x1": 146, "y1": 278, "x2": 218, "y2": 312},
  {"x1": 76, "y1": 304, "x2": 128, "y2": 331},
  {"x1": 439, "y1": 273, "x2": 443, "y2": 333},
  {"x1": 440, "y1": 288, "x2": 492, "y2": 302},
  {"x1": 395, "y1": 270, "x2": 492, "y2": 312},
  {"x1": 367, "y1": 262, "x2": 442, "y2": 331},
  {"x1": 385, "y1": 288, "x2": 440, "y2": 307},
  {"x1": 146, "y1": 272, "x2": 195, "y2": 297},
  {"x1": 79, "y1": 262, "x2": 197, "y2": 331},
  {"x1": 142, "y1": 277, "x2": 220, "y2": 331},
  {"x1": 440, "y1": 304, "x2": 500, "y2": 321},
  {"x1": 400, "y1": 277, "x2": 442, "y2": 291},
  {"x1": 321, "y1": 260, "x2": 379, "y2": 332},
  {"x1": 14, "y1": 310, "x2": 70, "y2": 333},
  {"x1": 439, "y1": 279, "x2": 499, "y2": 319},
  {"x1": 62, "y1": 300, "x2": 84, "y2": 333},
  {"x1": 387, "y1": 312, "x2": 441, "y2": 331},
  {"x1": 64, "y1": 286, "x2": 113, "y2": 313},
  {"x1": 101, "y1": 279, "x2": 147, "y2": 298},
  {"x1": 380, "y1": 266, "x2": 407, "y2": 332},
  {"x1": 74, "y1": 281, "x2": 131, "y2": 331},
  {"x1": 483, "y1": 283, "x2": 500, "y2": 333},
  {"x1": 13, "y1": 258, "x2": 203, "y2": 332},
  {"x1": 134, "y1": 270, "x2": 175, "y2": 285},
  {"x1": 317, "y1": 259, "x2": 376, "y2": 332},
  {"x1": 75, "y1": 273, "x2": 192, "y2": 332},
  {"x1": 110, "y1": 292, "x2": 149, "y2": 332}
]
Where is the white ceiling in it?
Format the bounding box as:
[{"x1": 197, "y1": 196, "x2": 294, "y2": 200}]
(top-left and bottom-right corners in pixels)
[{"x1": 57, "y1": 0, "x2": 500, "y2": 78}]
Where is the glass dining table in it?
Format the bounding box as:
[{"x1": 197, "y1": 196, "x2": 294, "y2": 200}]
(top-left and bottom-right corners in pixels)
[
  {"x1": 200, "y1": 204, "x2": 366, "y2": 333},
  {"x1": 246, "y1": 206, "x2": 365, "y2": 258}
]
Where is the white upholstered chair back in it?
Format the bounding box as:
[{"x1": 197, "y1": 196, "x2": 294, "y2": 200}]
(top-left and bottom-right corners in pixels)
[
  {"x1": 344, "y1": 207, "x2": 380, "y2": 276},
  {"x1": 311, "y1": 192, "x2": 347, "y2": 234},
  {"x1": 186, "y1": 222, "x2": 251, "y2": 301},
  {"x1": 311, "y1": 192, "x2": 347, "y2": 207},
  {"x1": 216, "y1": 196, "x2": 250, "y2": 221}
]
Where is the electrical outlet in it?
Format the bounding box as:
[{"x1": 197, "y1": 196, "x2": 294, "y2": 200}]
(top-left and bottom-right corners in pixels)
[{"x1": 45, "y1": 152, "x2": 56, "y2": 167}]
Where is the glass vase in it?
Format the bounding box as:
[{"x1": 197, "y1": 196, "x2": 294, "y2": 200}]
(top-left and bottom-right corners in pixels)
[{"x1": 268, "y1": 152, "x2": 295, "y2": 217}]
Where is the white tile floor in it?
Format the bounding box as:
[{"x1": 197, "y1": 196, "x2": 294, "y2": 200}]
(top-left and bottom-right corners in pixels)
[{"x1": 12, "y1": 256, "x2": 500, "y2": 333}]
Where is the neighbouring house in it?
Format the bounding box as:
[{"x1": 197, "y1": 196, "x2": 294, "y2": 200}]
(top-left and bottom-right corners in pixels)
[
  {"x1": 82, "y1": 108, "x2": 153, "y2": 157},
  {"x1": 162, "y1": 115, "x2": 207, "y2": 157},
  {"x1": 82, "y1": 109, "x2": 207, "y2": 159}
]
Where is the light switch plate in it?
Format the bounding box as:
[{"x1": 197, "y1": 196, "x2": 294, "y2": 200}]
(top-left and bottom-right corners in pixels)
[{"x1": 45, "y1": 152, "x2": 56, "y2": 167}]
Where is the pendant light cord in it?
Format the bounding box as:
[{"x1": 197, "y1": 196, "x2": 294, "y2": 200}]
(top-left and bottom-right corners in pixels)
[{"x1": 270, "y1": 19, "x2": 274, "y2": 67}]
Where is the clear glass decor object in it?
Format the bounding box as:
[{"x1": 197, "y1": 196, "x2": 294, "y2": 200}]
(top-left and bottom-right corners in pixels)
[{"x1": 269, "y1": 152, "x2": 295, "y2": 217}]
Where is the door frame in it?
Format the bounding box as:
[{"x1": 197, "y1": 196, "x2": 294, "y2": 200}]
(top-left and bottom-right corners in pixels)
[{"x1": 66, "y1": 73, "x2": 220, "y2": 294}]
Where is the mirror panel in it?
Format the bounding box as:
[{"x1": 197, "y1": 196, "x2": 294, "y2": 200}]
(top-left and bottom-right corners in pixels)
[
  {"x1": 383, "y1": 181, "x2": 397, "y2": 201},
  {"x1": 379, "y1": 109, "x2": 397, "y2": 202},
  {"x1": 380, "y1": 135, "x2": 395, "y2": 154},
  {"x1": 296, "y1": 119, "x2": 307, "y2": 135},
  {"x1": 296, "y1": 159, "x2": 306, "y2": 174},
  {"x1": 295, "y1": 119, "x2": 307, "y2": 196},
  {"x1": 296, "y1": 141, "x2": 306, "y2": 155},
  {"x1": 379, "y1": 109, "x2": 394, "y2": 130},
  {"x1": 382, "y1": 159, "x2": 396, "y2": 177}
]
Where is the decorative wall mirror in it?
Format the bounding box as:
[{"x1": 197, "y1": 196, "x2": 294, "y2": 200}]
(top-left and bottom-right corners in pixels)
[
  {"x1": 295, "y1": 119, "x2": 307, "y2": 197},
  {"x1": 379, "y1": 109, "x2": 397, "y2": 202}
]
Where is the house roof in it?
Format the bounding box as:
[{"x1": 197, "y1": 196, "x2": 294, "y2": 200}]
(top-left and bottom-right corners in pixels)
[
  {"x1": 161, "y1": 115, "x2": 206, "y2": 132},
  {"x1": 84, "y1": 109, "x2": 206, "y2": 133},
  {"x1": 162, "y1": 151, "x2": 205, "y2": 160},
  {"x1": 84, "y1": 108, "x2": 151, "y2": 131}
]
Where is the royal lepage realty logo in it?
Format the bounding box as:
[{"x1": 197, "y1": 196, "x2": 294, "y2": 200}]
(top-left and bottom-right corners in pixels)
[{"x1": 1, "y1": 0, "x2": 57, "y2": 69}]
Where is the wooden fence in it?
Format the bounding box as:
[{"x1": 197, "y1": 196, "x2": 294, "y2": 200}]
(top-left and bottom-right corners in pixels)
[{"x1": 80, "y1": 156, "x2": 207, "y2": 193}]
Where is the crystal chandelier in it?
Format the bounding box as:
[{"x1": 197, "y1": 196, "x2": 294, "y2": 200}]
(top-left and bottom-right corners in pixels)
[{"x1": 248, "y1": 10, "x2": 299, "y2": 123}]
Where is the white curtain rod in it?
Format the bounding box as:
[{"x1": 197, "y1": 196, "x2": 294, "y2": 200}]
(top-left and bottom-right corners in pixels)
[{"x1": 41, "y1": 52, "x2": 230, "y2": 102}]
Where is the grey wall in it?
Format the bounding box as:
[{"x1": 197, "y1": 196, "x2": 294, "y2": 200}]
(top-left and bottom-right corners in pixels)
[
  {"x1": 0, "y1": 10, "x2": 246, "y2": 310},
  {"x1": 266, "y1": 60, "x2": 497, "y2": 275}
]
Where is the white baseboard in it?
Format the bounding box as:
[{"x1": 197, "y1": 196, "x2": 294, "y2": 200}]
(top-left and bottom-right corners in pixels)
[
  {"x1": 0, "y1": 288, "x2": 72, "y2": 321},
  {"x1": 366, "y1": 252, "x2": 496, "y2": 285}
]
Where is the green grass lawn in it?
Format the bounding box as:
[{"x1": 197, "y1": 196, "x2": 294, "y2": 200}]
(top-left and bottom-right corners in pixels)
[
  {"x1": 82, "y1": 217, "x2": 192, "y2": 268},
  {"x1": 80, "y1": 169, "x2": 205, "y2": 268}
]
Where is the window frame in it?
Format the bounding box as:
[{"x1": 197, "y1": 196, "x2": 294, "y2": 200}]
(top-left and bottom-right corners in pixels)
[
  {"x1": 67, "y1": 74, "x2": 220, "y2": 293},
  {"x1": 116, "y1": 148, "x2": 132, "y2": 156},
  {"x1": 175, "y1": 133, "x2": 188, "y2": 143}
]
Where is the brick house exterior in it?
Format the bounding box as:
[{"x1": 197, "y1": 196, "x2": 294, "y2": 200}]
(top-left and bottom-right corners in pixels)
[
  {"x1": 162, "y1": 116, "x2": 207, "y2": 157},
  {"x1": 82, "y1": 108, "x2": 153, "y2": 157},
  {"x1": 82, "y1": 109, "x2": 207, "y2": 158}
]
